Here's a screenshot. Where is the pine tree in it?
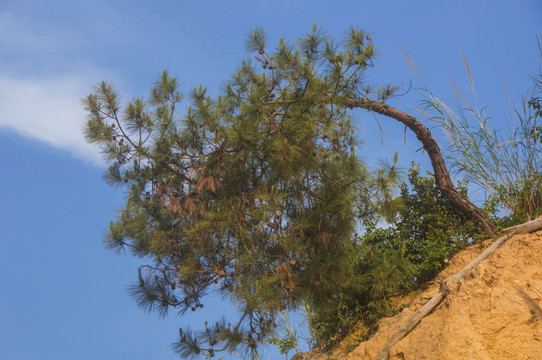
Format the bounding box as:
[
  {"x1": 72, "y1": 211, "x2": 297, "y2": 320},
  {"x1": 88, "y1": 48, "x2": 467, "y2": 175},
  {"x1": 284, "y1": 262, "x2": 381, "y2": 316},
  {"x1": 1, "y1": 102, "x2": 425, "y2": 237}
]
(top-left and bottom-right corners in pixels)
[{"x1": 84, "y1": 25, "x2": 492, "y2": 358}]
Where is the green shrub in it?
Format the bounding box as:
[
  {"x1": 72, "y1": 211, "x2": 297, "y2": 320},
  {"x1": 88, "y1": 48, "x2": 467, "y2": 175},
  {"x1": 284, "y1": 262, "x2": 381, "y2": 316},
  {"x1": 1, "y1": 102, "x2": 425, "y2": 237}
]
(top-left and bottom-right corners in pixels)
[
  {"x1": 368, "y1": 163, "x2": 484, "y2": 282},
  {"x1": 284, "y1": 164, "x2": 487, "y2": 349},
  {"x1": 303, "y1": 233, "x2": 416, "y2": 348}
]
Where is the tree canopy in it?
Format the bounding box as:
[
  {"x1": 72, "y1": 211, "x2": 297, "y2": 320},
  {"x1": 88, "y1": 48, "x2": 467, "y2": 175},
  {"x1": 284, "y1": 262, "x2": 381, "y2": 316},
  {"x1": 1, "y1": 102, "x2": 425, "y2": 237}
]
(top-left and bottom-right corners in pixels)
[{"x1": 83, "y1": 25, "x2": 492, "y2": 358}]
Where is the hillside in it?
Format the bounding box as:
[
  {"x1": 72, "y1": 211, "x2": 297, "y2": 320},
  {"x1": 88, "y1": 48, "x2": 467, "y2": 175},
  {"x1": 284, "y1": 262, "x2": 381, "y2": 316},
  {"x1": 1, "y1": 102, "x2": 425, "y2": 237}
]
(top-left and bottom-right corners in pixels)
[{"x1": 298, "y1": 222, "x2": 542, "y2": 360}]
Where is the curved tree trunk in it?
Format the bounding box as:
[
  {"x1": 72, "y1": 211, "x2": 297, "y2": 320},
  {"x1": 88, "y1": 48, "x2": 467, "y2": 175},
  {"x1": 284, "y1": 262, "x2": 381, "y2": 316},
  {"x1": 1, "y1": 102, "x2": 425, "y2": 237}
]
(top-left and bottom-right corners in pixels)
[{"x1": 347, "y1": 98, "x2": 496, "y2": 238}]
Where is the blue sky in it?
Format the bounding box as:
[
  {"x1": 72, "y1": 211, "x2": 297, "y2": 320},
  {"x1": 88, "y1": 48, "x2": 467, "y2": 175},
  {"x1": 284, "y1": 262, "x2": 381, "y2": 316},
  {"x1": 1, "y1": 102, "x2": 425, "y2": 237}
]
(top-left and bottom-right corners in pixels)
[{"x1": 0, "y1": 1, "x2": 540, "y2": 359}]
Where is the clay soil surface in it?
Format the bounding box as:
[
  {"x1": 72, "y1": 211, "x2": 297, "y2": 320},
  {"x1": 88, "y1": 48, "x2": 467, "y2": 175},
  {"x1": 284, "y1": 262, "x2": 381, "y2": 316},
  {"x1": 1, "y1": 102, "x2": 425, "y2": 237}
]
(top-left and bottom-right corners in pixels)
[{"x1": 299, "y1": 231, "x2": 542, "y2": 360}]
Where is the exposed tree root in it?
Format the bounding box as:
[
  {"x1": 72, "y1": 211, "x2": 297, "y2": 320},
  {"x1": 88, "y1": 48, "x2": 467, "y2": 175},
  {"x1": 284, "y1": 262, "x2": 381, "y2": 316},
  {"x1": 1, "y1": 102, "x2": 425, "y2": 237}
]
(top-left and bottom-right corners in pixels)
[{"x1": 373, "y1": 218, "x2": 542, "y2": 360}]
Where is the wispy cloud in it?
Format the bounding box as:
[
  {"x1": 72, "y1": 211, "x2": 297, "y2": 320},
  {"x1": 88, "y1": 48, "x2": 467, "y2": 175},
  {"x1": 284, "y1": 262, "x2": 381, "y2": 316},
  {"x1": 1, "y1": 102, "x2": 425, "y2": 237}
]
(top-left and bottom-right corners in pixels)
[
  {"x1": 0, "y1": 9, "x2": 115, "y2": 166},
  {"x1": 0, "y1": 74, "x2": 104, "y2": 165},
  {"x1": 0, "y1": 12, "x2": 60, "y2": 54}
]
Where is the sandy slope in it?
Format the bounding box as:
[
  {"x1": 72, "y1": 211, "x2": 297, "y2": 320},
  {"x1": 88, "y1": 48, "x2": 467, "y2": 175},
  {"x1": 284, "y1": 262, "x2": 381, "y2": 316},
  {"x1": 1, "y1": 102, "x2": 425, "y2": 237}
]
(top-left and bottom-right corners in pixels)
[{"x1": 300, "y1": 230, "x2": 542, "y2": 360}]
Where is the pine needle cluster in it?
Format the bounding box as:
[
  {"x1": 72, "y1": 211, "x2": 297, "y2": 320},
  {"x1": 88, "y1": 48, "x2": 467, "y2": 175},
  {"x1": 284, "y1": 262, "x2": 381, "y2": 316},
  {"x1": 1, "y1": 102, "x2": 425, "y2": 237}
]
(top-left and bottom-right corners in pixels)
[{"x1": 83, "y1": 25, "x2": 402, "y2": 358}]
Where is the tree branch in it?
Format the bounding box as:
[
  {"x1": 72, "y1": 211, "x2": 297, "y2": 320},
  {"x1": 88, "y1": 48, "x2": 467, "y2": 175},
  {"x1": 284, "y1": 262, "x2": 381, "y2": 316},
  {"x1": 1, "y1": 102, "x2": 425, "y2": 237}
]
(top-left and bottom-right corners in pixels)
[{"x1": 347, "y1": 98, "x2": 496, "y2": 238}]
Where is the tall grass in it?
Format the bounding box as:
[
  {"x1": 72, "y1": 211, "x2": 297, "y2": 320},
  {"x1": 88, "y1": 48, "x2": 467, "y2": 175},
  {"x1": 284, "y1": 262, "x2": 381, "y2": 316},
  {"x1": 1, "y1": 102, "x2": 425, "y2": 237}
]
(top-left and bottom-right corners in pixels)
[{"x1": 413, "y1": 54, "x2": 542, "y2": 221}]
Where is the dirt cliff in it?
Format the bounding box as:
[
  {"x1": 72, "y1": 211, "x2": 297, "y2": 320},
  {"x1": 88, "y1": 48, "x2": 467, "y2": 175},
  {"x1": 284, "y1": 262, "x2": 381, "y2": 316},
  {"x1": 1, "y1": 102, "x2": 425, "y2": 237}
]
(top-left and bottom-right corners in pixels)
[{"x1": 301, "y1": 229, "x2": 542, "y2": 360}]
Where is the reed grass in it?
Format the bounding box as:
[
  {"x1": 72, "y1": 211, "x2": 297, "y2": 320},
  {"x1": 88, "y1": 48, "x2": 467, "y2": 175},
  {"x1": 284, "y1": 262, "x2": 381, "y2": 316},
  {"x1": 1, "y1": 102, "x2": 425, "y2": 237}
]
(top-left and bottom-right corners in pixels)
[{"x1": 406, "y1": 50, "x2": 542, "y2": 220}]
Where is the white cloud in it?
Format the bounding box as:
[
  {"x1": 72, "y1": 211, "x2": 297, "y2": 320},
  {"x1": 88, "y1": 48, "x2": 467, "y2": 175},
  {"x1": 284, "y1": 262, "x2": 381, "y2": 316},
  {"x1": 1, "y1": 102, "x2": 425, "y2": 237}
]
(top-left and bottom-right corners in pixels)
[
  {"x1": 0, "y1": 9, "x2": 126, "y2": 166},
  {"x1": 0, "y1": 74, "x2": 105, "y2": 165}
]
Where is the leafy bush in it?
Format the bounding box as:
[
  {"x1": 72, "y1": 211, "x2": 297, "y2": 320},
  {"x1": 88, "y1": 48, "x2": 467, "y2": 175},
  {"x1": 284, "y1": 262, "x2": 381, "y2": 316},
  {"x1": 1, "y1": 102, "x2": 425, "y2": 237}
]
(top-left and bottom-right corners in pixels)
[
  {"x1": 303, "y1": 164, "x2": 486, "y2": 348},
  {"x1": 296, "y1": 223, "x2": 417, "y2": 349},
  {"x1": 368, "y1": 163, "x2": 484, "y2": 282}
]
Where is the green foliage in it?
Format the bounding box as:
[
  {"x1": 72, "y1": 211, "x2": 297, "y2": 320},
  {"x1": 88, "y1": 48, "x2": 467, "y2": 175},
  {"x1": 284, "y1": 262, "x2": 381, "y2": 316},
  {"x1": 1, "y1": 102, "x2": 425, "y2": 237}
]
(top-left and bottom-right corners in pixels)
[
  {"x1": 267, "y1": 311, "x2": 301, "y2": 358},
  {"x1": 303, "y1": 229, "x2": 416, "y2": 348},
  {"x1": 303, "y1": 164, "x2": 486, "y2": 349},
  {"x1": 84, "y1": 25, "x2": 401, "y2": 359},
  {"x1": 366, "y1": 164, "x2": 484, "y2": 282},
  {"x1": 267, "y1": 335, "x2": 297, "y2": 357}
]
